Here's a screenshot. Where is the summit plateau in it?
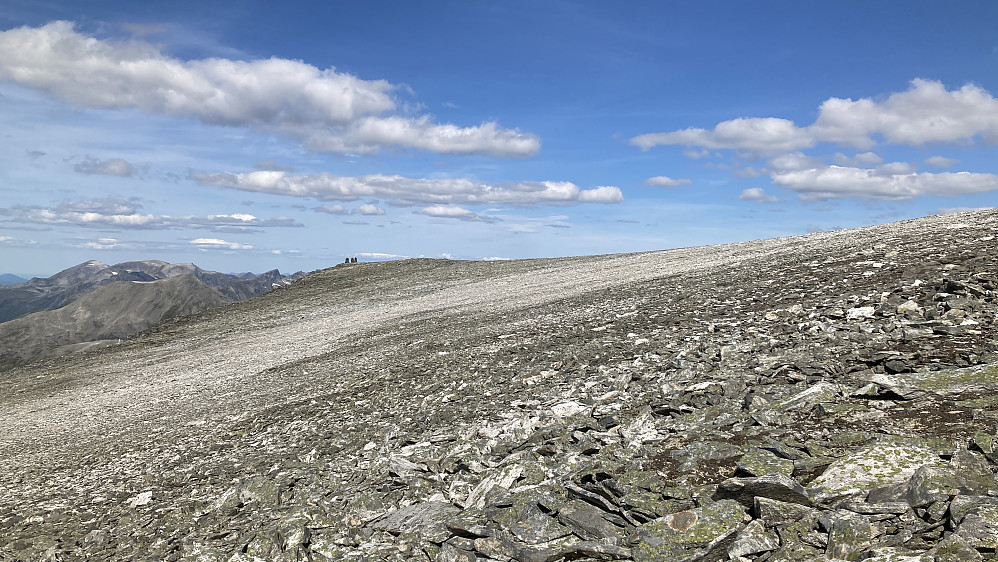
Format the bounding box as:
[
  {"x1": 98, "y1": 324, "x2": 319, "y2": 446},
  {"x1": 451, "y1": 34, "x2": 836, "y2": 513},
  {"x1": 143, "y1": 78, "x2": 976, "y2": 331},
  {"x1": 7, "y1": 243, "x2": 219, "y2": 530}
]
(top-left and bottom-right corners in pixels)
[{"x1": 2, "y1": 210, "x2": 998, "y2": 561}]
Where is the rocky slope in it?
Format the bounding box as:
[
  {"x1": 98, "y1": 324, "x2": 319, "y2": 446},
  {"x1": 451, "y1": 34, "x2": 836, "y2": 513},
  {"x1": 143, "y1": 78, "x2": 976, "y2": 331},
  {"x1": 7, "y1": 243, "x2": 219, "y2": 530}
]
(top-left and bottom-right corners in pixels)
[
  {"x1": 1, "y1": 210, "x2": 997, "y2": 561},
  {"x1": 0, "y1": 260, "x2": 304, "y2": 323},
  {"x1": 0, "y1": 275, "x2": 231, "y2": 371}
]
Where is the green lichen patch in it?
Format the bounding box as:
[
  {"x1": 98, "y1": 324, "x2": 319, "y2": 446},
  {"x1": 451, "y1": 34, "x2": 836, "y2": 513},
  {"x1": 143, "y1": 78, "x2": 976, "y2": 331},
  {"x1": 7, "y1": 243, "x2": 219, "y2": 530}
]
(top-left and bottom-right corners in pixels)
[
  {"x1": 808, "y1": 441, "x2": 944, "y2": 504},
  {"x1": 737, "y1": 447, "x2": 795, "y2": 477},
  {"x1": 903, "y1": 364, "x2": 998, "y2": 393}
]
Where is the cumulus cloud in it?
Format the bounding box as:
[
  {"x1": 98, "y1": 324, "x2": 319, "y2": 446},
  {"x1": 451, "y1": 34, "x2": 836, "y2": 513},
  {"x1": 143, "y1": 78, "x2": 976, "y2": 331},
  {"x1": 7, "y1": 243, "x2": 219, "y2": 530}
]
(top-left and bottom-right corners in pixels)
[
  {"x1": 644, "y1": 176, "x2": 693, "y2": 188},
  {"x1": 769, "y1": 152, "x2": 826, "y2": 172},
  {"x1": 0, "y1": 197, "x2": 303, "y2": 231},
  {"x1": 925, "y1": 155, "x2": 959, "y2": 168},
  {"x1": 314, "y1": 204, "x2": 347, "y2": 215},
  {"x1": 771, "y1": 165, "x2": 998, "y2": 201},
  {"x1": 190, "y1": 170, "x2": 623, "y2": 207},
  {"x1": 738, "y1": 188, "x2": 780, "y2": 203},
  {"x1": 355, "y1": 203, "x2": 385, "y2": 216},
  {"x1": 73, "y1": 156, "x2": 138, "y2": 177},
  {"x1": 631, "y1": 79, "x2": 998, "y2": 154},
  {"x1": 632, "y1": 117, "x2": 814, "y2": 154},
  {"x1": 191, "y1": 238, "x2": 253, "y2": 250},
  {"x1": 0, "y1": 21, "x2": 539, "y2": 157},
  {"x1": 414, "y1": 205, "x2": 500, "y2": 223}
]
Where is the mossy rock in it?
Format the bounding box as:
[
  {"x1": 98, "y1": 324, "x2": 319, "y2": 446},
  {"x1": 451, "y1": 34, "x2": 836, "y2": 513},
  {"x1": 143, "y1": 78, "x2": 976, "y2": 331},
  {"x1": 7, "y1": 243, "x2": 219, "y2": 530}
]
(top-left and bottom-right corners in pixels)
[
  {"x1": 631, "y1": 499, "x2": 747, "y2": 562},
  {"x1": 737, "y1": 447, "x2": 794, "y2": 477}
]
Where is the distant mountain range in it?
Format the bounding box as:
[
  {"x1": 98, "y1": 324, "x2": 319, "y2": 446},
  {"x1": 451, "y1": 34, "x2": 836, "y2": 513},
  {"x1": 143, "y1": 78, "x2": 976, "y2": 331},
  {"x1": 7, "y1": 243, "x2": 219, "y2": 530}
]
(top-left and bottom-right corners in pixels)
[
  {"x1": 0, "y1": 274, "x2": 27, "y2": 286},
  {"x1": 0, "y1": 260, "x2": 305, "y2": 324},
  {"x1": 0, "y1": 260, "x2": 305, "y2": 369}
]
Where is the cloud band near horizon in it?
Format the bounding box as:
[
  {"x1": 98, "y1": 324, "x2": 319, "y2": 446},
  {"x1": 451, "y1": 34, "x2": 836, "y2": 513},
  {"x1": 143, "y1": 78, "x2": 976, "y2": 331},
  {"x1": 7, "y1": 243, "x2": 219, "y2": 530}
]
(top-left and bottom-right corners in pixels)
[{"x1": 189, "y1": 170, "x2": 623, "y2": 206}]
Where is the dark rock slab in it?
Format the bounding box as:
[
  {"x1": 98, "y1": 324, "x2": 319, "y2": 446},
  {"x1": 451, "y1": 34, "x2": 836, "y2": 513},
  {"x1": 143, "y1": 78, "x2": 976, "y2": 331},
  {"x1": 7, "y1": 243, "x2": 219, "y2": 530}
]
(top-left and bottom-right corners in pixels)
[{"x1": 713, "y1": 474, "x2": 812, "y2": 508}]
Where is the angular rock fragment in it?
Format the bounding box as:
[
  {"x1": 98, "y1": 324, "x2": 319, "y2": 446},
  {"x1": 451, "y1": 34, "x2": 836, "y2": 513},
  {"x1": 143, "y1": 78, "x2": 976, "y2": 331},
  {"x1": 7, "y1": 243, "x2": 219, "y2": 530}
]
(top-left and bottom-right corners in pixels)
[
  {"x1": 808, "y1": 441, "x2": 943, "y2": 504},
  {"x1": 713, "y1": 474, "x2": 812, "y2": 508},
  {"x1": 736, "y1": 447, "x2": 795, "y2": 477},
  {"x1": 927, "y1": 533, "x2": 985, "y2": 561},
  {"x1": 371, "y1": 501, "x2": 459, "y2": 542},
  {"x1": 819, "y1": 509, "x2": 872, "y2": 561},
  {"x1": 630, "y1": 499, "x2": 747, "y2": 562},
  {"x1": 726, "y1": 519, "x2": 779, "y2": 558},
  {"x1": 954, "y1": 504, "x2": 998, "y2": 550}
]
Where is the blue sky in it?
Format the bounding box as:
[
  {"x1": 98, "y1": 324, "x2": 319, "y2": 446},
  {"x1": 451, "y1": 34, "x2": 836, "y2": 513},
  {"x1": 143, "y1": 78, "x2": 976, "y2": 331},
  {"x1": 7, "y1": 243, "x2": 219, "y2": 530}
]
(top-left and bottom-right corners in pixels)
[{"x1": 1, "y1": 1, "x2": 997, "y2": 276}]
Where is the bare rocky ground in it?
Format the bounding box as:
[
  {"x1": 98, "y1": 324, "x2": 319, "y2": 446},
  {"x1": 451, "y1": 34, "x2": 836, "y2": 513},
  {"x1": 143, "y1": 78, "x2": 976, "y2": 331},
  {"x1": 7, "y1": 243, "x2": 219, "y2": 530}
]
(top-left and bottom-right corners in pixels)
[{"x1": 2, "y1": 210, "x2": 998, "y2": 561}]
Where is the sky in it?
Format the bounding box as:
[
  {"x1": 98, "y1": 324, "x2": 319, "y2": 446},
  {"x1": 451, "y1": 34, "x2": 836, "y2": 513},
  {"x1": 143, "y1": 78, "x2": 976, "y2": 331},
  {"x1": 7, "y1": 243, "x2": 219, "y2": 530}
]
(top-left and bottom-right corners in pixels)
[{"x1": 1, "y1": 1, "x2": 997, "y2": 277}]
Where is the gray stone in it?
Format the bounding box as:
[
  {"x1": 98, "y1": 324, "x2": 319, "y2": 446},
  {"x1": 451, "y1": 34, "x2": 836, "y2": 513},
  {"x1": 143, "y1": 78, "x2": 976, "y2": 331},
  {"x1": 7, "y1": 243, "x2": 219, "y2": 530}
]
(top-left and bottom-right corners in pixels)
[
  {"x1": 736, "y1": 447, "x2": 795, "y2": 477},
  {"x1": 754, "y1": 496, "x2": 820, "y2": 528},
  {"x1": 954, "y1": 504, "x2": 998, "y2": 550},
  {"x1": 808, "y1": 441, "x2": 943, "y2": 504},
  {"x1": 630, "y1": 499, "x2": 747, "y2": 562},
  {"x1": 371, "y1": 501, "x2": 460, "y2": 542},
  {"x1": 713, "y1": 474, "x2": 812, "y2": 508},
  {"x1": 727, "y1": 519, "x2": 779, "y2": 558},
  {"x1": 818, "y1": 510, "x2": 871, "y2": 561},
  {"x1": 926, "y1": 533, "x2": 984, "y2": 562},
  {"x1": 556, "y1": 499, "x2": 624, "y2": 543}
]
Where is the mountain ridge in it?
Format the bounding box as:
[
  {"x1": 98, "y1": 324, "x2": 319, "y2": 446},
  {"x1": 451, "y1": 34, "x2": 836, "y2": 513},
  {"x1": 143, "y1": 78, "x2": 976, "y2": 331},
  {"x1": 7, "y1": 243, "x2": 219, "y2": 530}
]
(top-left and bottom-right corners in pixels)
[
  {"x1": 0, "y1": 274, "x2": 231, "y2": 371},
  {"x1": 0, "y1": 259, "x2": 305, "y2": 324}
]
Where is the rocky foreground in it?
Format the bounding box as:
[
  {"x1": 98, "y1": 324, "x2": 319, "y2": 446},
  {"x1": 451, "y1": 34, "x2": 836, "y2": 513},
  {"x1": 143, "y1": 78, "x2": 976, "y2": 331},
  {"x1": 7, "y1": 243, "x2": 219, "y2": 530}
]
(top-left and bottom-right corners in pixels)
[{"x1": 2, "y1": 210, "x2": 998, "y2": 561}]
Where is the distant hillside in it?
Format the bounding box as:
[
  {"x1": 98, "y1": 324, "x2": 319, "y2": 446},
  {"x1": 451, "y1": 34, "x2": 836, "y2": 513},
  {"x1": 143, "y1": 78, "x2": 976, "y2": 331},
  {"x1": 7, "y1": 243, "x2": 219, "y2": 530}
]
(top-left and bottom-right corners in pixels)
[
  {"x1": 0, "y1": 275, "x2": 230, "y2": 370},
  {"x1": 0, "y1": 259, "x2": 304, "y2": 323},
  {"x1": 0, "y1": 274, "x2": 27, "y2": 286}
]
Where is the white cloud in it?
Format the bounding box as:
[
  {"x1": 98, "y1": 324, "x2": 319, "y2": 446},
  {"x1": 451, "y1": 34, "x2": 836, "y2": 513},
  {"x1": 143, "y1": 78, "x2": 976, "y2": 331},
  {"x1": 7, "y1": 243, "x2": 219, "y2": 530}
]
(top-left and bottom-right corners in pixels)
[
  {"x1": 682, "y1": 147, "x2": 711, "y2": 159},
  {"x1": 190, "y1": 170, "x2": 623, "y2": 206},
  {"x1": 875, "y1": 161, "x2": 917, "y2": 175},
  {"x1": 769, "y1": 152, "x2": 826, "y2": 172},
  {"x1": 355, "y1": 203, "x2": 385, "y2": 216},
  {"x1": 82, "y1": 237, "x2": 119, "y2": 249},
  {"x1": 414, "y1": 205, "x2": 500, "y2": 223},
  {"x1": 190, "y1": 238, "x2": 254, "y2": 250},
  {"x1": 73, "y1": 157, "x2": 137, "y2": 177},
  {"x1": 771, "y1": 165, "x2": 998, "y2": 201},
  {"x1": 738, "y1": 187, "x2": 780, "y2": 203},
  {"x1": 925, "y1": 155, "x2": 958, "y2": 168},
  {"x1": 314, "y1": 204, "x2": 347, "y2": 215},
  {"x1": 832, "y1": 152, "x2": 883, "y2": 166},
  {"x1": 733, "y1": 167, "x2": 767, "y2": 178},
  {"x1": 644, "y1": 176, "x2": 693, "y2": 188},
  {"x1": 810, "y1": 79, "x2": 998, "y2": 147},
  {"x1": 0, "y1": 235, "x2": 37, "y2": 246},
  {"x1": 0, "y1": 21, "x2": 539, "y2": 157},
  {"x1": 0, "y1": 197, "x2": 303, "y2": 231},
  {"x1": 632, "y1": 117, "x2": 813, "y2": 154},
  {"x1": 632, "y1": 79, "x2": 998, "y2": 154},
  {"x1": 356, "y1": 252, "x2": 408, "y2": 260}
]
